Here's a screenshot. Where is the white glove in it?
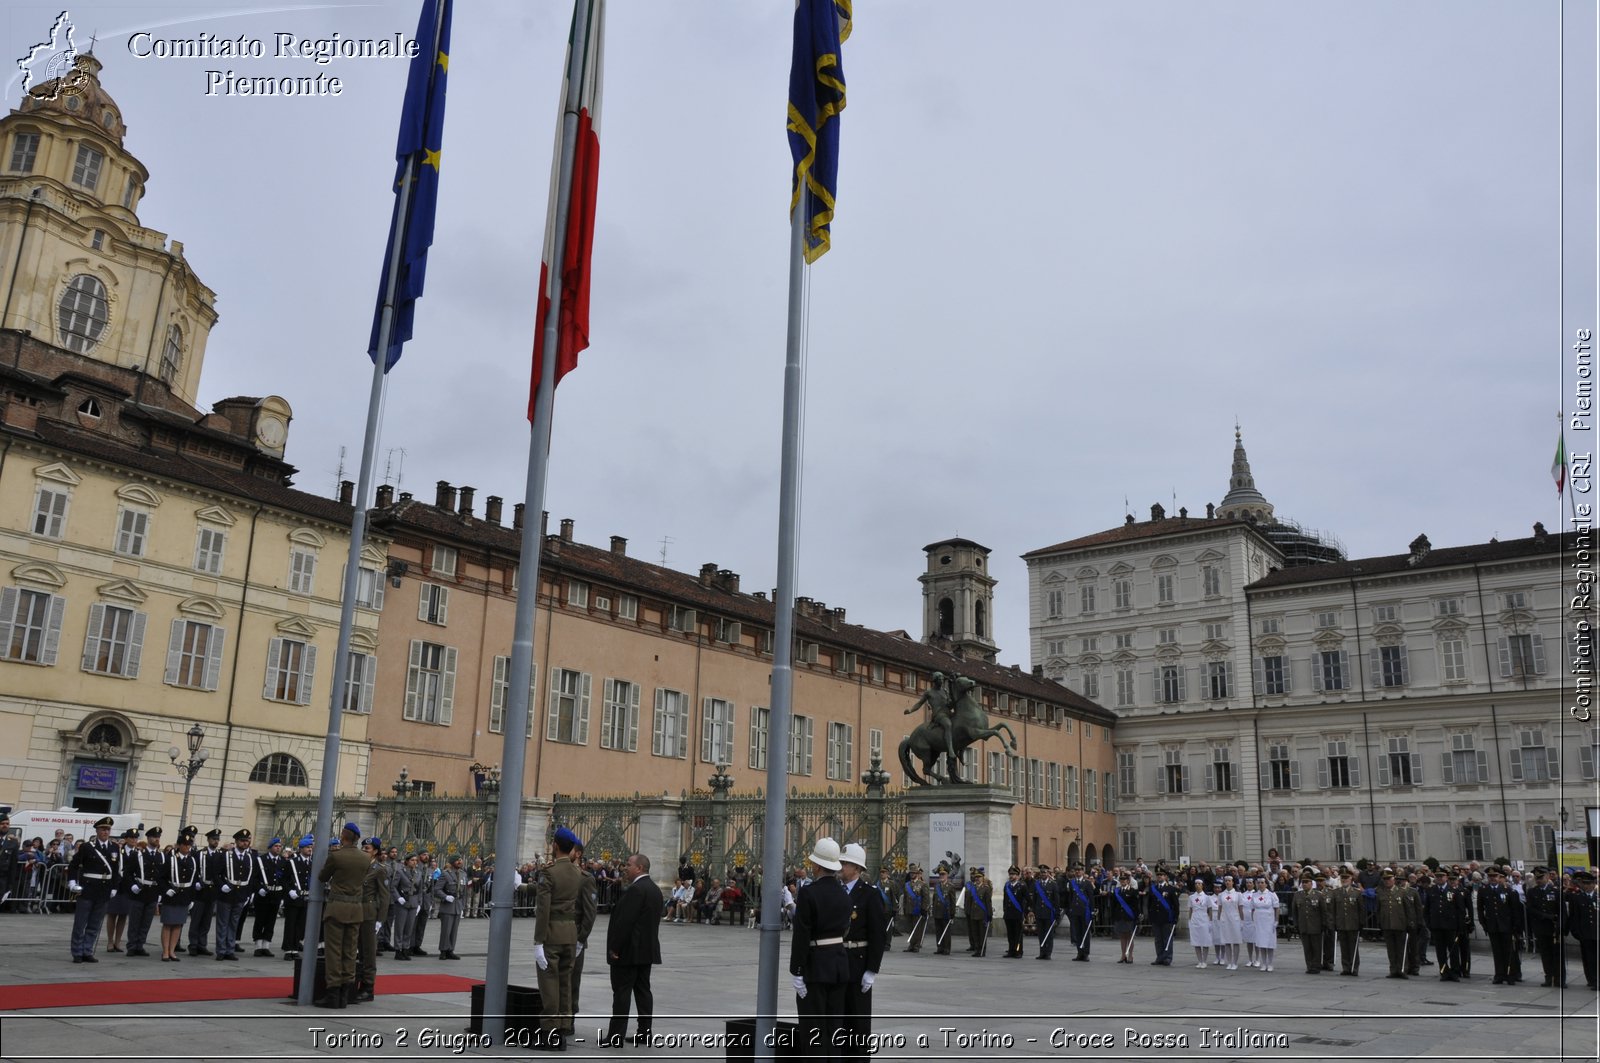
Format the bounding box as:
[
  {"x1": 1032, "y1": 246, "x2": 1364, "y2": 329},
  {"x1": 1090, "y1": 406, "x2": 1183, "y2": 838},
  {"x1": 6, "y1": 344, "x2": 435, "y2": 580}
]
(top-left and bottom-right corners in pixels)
[
  {"x1": 861, "y1": 970, "x2": 876, "y2": 992},
  {"x1": 110, "y1": 888, "x2": 118, "y2": 898},
  {"x1": 575, "y1": 942, "x2": 584, "y2": 957},
  {"x1": 792, "y1": 974, "x2": 807, "y2": 999},
  {"x1": 534, "y1": 944, "x2": 549, "y2": 971},
  {"x1": 258, "y1": 888, "x2": 267, "y2": 897},
  {"x1": 221, "y1": 884, "x2": 231, "y2": 894},
  {"x1": 375, "y1": 922, "x2": 383, "y2": 933},
  {"x1": 166, "y1": 889, "x2": 176, "y2": 898},
  {"x1": 289, "y1": 890, "x2": 299, "y2": 900},
  {"x1": 69, "y1": 880, "x2": 82, "y2": 893},
  {"x1": 444, "y1": 894, "x2": 455, "y2": 904},
  {"x1": 131, "y1": 883, "x2": 140, "y2": 894}
]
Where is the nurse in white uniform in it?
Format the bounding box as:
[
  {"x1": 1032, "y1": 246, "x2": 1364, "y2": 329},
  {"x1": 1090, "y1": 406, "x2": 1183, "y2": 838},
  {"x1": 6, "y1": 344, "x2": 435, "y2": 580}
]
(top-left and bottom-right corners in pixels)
[{"x1": 1187, "y1": 879, "x2": 1215, "y2": 968}]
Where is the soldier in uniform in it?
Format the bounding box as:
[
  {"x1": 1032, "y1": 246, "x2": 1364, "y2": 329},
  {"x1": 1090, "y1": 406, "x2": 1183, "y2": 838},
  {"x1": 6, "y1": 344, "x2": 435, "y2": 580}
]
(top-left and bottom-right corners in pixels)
[
  {"x1": 929, "y1": 867, "x2": 955, "y2": 955},
  {"x1": 569, "y1": 845, "x2": 599, "y2": 1031},
  {"x1": 351, "y1": 835, "x2": 391, "y2": 1005},
  {"x1": 1290, "y1": 870, "x2": 1327, "y2": 973},
  {"x1": 67, "y1": 816, "x2": 119, "y2": 963},
  {"x1": 900, "y1": 868, "x2": 926, "y2": 952},
  {"x1": 433, "y1": 854, "x2": 469, "y2": 961},
  {"x1": 1526, "y1": 866, "x2": 1567, "y2": 987},
  {"x1": 1567, "y1": 869, "x2": 1598, "y2": 989},
  {"x1": 1145, "y1": 867, "x2": 1179, "y2": 966},
  {"x1": 281, "y1": 835, "x2": 314, "y2": 961},
  {"x1": 1478, "y1": 865, "x2": 1524, "y2": 985},
  {"x1": 1451, "y1": 868, "x2": 1476, "y2": 978},
  {"x1": 1375, "y1": 868, "x2": 1418, "y2": 979},
  {"x1": 121, "y1": 826, "x2": 164, "y2": 957},
  {"x1": 158, "y1": 829, "x2": 201, "y2": 961},
  {"x1": 1032, "y1": 864, "x2": 1060, "y2": 960},
  {"x1": 533, "y1": 827, "x2": 585, "y2": 1050},
  {"x1": 316, "y1": 823, "x2": 369, "y2": 1009},
  {"x1": 388, "y1": 854, "x2": 419, "y2": 961},
  {"x1": 838, "y1": 843, "x2": 888, "y2": 1062},
  {"x1": 1001, "y1": 866, "x2": 1028, "y2": 958},
  {"x1": 214, "y1": 829, "x2": 258, "y2": 961},
  {"x1": 1063, "y1": 866, "x2": 1095, "y2": 962},
  {"x1": 251, "y1": 837, "x2": 287, "y2": 957},
  {"x1": 1329, "y1": 867, "x2": 1365, "y2": 976},
  {"x1": 790, "y1": 838, "x2": 852, "y2": 1059},
  {"x1": 188, "y1": 828, "x2": 224, "y2": 956},
  {"x1": 1403, "y1": 870, "x2": 1429, "y2": 975},
  {"x1": 964, "y1": 867, "x2": 992, "y2": 956},
  {"x1": 411, "y1": 851, "x2": 435, "y2": 956},
  {"x1": 1422, "y1": 867, "x2": 1467, "y2": 981}
]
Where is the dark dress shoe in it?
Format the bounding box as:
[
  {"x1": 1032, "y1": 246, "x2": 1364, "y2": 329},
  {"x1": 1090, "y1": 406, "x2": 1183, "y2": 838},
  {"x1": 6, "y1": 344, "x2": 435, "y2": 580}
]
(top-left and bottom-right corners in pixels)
[
  {"x1": 126, "y1": 949, "x2": 149, "y2": 957},
  {"x1": 82, "y1": 955, "x2": 98, "y2": 963},
  {"x1": 411, "y1": 947, "x2": 428, "y2": 956},
  {"x1": 72, "y1": 956, "x2": 83, "y2": 963},
  {"x1": 254, "y1": 948, "x2": 272, "y2": 957},
  {"x1": 196, "y1": 948, "x2": 213, "y2": 956},
  {"x1": 223, "y1": 954, "x2": 238, "y2": 961}
]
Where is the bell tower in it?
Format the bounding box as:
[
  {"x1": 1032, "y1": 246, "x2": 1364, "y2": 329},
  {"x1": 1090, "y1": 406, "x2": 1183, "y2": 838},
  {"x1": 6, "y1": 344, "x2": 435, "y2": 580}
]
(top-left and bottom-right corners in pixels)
[{"x1": 920, "y1": 537, "x2": 998, "y2": 663}]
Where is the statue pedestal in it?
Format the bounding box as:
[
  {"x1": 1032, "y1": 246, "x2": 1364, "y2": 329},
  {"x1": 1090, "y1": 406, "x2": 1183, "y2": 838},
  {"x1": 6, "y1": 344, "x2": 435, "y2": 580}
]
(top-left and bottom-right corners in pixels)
[{"x1": 902, "y1": 785, "x2": 1015, "y2": 878}]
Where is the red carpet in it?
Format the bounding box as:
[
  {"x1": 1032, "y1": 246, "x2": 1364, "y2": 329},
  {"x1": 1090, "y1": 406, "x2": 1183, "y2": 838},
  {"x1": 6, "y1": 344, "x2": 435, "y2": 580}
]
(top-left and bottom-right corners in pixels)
[{"x1": 0, "y1": 973, "x2": 482, "y2": 1010}]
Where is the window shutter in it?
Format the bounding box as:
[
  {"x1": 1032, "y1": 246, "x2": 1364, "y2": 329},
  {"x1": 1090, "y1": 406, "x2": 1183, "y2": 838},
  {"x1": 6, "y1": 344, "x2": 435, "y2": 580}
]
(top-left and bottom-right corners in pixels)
[
  {"x1": 41, "y1": 595, "x2": 66, "y2": 666},
  {"x1": 1317, "y1": 757, "x2": 1329, "y2": 789},
  {"x1": 0, "y1": 588, "x2": 15, "y2": 659},
  {"x1": 548, "y1": 671, "x2": 563, "y2": 741},
  {"x1": 404, "y1": 639, "x2": 423, "y2": 720},
  {"x1": 372, "y1": 571, "x2": 385, "y2": 611},
  {"x1": 723, "y1": 702, "x2": 735, "y2": 763},
  {"x1": 1156, "y1": 764, "x2": 1168, "y2": 794},
  {"x1": 1348, "y1": 754, "x2": 1359, "y2": 787},
  {"x1": 1508, "y1": 748, "x2": 1524, "y2": 781},
  {"x1": 1497, "y1": 637, "x2": 1511, "y2": 677},
  {"x1": 1259, "y1": 762, "x2": 1271, "y2": 790},
  {"x1": 1283, "y1": 659, "x2": 1292, "y2": 693},
  {"x1": 125, "y1": 610, "x2": 147, "y2": 677},
  {"x1": 576, "y1": 673, "x2": 591, "y2": 744},
  {"x1": 1368, "y1": 649, "x2": 1380, "y2": 687},
  {"x1": 82, "y1": 602, "x2": 105, "y2": 671},
  {"x1": 438, "y1": 646, "x2": 457, "y2": 724},
  {"x1": 1409, "y1": 752, "x2": 1422, "y2": 784},
  {"x1": 1338, "y1": 651, "x2": 1349, "y2": 689},
  {"x1": 653, "y1": 689, "x2": 667, "y2": 754},
  {"x1": 1289, "y1": 760, "x2": 1300, "y2": 788},
  {"x1": 1204, "y1": 762, "x2": 1215, "y2": 792},
  {"x1": 490, "y1": 656, "x2": 507, "y2": 733},
  {"x1": 165, "y1": 619, "x2": 186, "y2": 684},
  {"x1": 265, "y1": 636, "x2": 284, "y2": 699},
  {"x1": 1440, "y1": 751, "x2": 1454, "y2": 784},
  {"x1": 678, "y1": 699, "x2": 690, "y2": 759},
  {"x1": 1530, "y1": 634, "x2": 1546, "y2": 674},
  {"x1": 804, "y1": 717, "x2": 814, "y2": 774},
  {"x1": 1473, "y1": 749, "x2": 1487, "y2": 783},
  {"x1": 701, "y1": 698, "x2": 716, "y2": 762},
  {"x1": 358, "y1": 652, "x2": 375, "y2": 712},
  {"x1": 826, "y1": 724, "x2": 838, "y2": 777},
  {"x1": 418, "y1": 584, "x2": 429, "y2": 621},
  {"x1": 203, "y1": 627, "x2": 225, "y2": 691},
  {"x1": 1180, "y1": 765, "x2": 1190, "y2": 793},
  {"x1": 1546, "y1": 747, "x2": 1560, "y2": 780},
  {"x1": 1252, "y1": 657, "x2": 1263, "y2": 692},
  {"x1": 1311, "y1": 655, "x2": 1324, "y2": 692},
  {"x1": 627, "y1": 682, "x2": 640, "y2": 751},
  {"x1": 1399, "y1": 648, "x2": 1410, "y2": 686},
  {"x1": 1582, "y1": 744, "x2": 1596, "y2": 780},
  {"x1": 298, "y1": 642, "x2": 317, "y2": 705},
  {"x1": 438, "y1": 586, "x2": 450, "y2": 625},
  {"x1": 1376, "y1": 752, "x2": 1390, "y2": 787}
]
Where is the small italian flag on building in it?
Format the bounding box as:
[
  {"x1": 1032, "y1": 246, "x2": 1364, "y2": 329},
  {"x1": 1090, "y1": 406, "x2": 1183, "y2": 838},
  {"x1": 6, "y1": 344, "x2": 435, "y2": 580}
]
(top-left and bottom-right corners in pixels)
[{"x1": 1554, "y1": 430, "x2": 1567, "y2": 496}]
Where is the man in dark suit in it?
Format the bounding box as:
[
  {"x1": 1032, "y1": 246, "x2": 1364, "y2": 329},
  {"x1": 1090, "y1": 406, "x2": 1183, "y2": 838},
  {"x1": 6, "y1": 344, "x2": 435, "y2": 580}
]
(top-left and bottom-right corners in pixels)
[
  {"x1": 838, "y1": 843, "x2": 888, "y2": 1062},
  {"x1": 791, "y1": 839, "x2": 852, "y2": 1057},
  {"x1": 606, "y1": 852, "x2": 662, "y2": 1047}
]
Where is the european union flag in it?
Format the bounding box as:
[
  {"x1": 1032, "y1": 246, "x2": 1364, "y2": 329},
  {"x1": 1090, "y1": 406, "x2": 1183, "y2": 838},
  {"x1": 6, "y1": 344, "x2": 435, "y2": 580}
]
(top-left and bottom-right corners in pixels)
[
  {"x1": 369, "y1": 0, "x2": 452, "y2": 371},
  {"x1": 787, "y1": 0, "x2": 850, "y2": 263}
]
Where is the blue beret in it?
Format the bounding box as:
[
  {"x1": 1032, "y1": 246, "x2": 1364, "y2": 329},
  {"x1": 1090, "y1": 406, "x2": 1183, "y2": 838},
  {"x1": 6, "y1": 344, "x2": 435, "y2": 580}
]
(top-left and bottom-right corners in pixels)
[
  {"x1": 342, "y1": 822, "x2": 361, "y2": 837},
  {"x1": 554, "y1": 827, "x2": 582, "y2": 848},
  {"x1": 269, "y1": 837, "x2": 282, "y2": 847},
  {"x1": 298, "y1": 835, "x2": 315, "y2": 849},
  {"x1": 365, "y1": 837, "x2": 382, "y2": 850}
]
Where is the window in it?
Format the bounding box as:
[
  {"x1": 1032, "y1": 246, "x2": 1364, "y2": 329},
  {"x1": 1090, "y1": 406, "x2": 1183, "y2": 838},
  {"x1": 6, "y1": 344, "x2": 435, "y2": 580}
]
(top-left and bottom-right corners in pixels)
[
  {"x1": 1320, "y1": 739, "x2": 1359, "y2": 789},
  {"x1": 342, "y1": 651, "x2": 375, "y2": 714},
  {"x1": 1166, "y1": 829, "x2": 1185, "y2": 862},
  {"x1": 194, "y1": 526, "x2": 226, "y2": 574},
  {"x1": 749, "y1": 706, "x2": 770, "y2": 770},
  {"x1": 1081, "y1": 669, "x2": 1100, "y2": 700},
  {"x1": 1265, "y1": 742, "x2": 1299, "y2": 790},
  {"x1": 1374, "y1": 645, "x2": 1409, "y2": 687},
  {"x1": 1442, "y1": 731, "x2": 1488, "y2": 785},
  {"x1": 1114, "y1": 666, "x2": 1135, "y2": 708},
  {"x1": 1316, "y1": 611, "x2": 1340, "y2": 629},
  {"x1": 1084, "y1": 722, "x2": 1093, "y2": 739},
  {"x1": 82, "y1": 603, "x2": 145, "y2": 677},
  {"x1": 9, "y1": 132, "x2": 39, "y2": 172},
  {"x1": 1158, "y1": 663, "x2": 1185, "y2": 703},
  {"x1": 1160, "y1": 749, "x2": 1188, "y2": 794},
  {"x1": 264, "y1": 636, "x2": 316, "y2": 704},
  {"x1": 1498, "y1": 634, "x2": 1546, "y2": 678},
  {"x1": 248, "y1": 753, "x2": 308, "y2": 788},
  {"x1": 1202, "y1": 565, "x2": 1221, "y2": 597},
  {"x1": 1048, "y1": 762, "x2": 1062, "y2": 807},
  {"x1": 1046, "y1": 589, "x2": 1063, "y2": 618},
  {"x1": 90, "y1": 229, "x2": 105, "y2": 251},
  {"x1": 1314, "y1": 649, "x2": 1348, "y2": 692},
  {"x1": 353, "y1": 565, "x2": 385, "y2": 610},
  {"x1": 1379, "y1": 735, "x2": 1420, "y2": 786},
  {"x1": 1064, "y1": 765, "x2": 1078, "y2": 808},
  {"x1": 431, "y1": 545, "x2": 457, "y2": 577},
  {"x1": 1206, "y1": 660, "x2": 1230, "y2": 700},
  {"x1": 71, "y1": 144, "x2": 103, "y2": 190},
  {"x1": 0, "y1": 588, "x2": 66, "y2": 664},
  {"x1": 1395, "y1": 824, "x2": 1417, "y2": 862},
  {"x1": 787, "y1": 714, "x2": 814, "y2": 775},
  {"x1": 1530, "y1": 823, "x2": 1556, "y2": 863},
  {"x1": 1272, "y1": 827, "x2": 1294, "y2": 859},
  {"x1": 1215, "y1": 828, "x2": 1234, "y2": 862},
  {"x1": 58, "y1": 274, "x2": 109, "y2": 353},
  {"x1": 1117, "y1": 751, "x2": 1136, "y2": 797},
  {"x1": 1045, "y1": 639, "x2": 1065, "y2": 656},
  {"x1": 870, "y1": 661, "x2": 884, "y2": 683},
  {"x1": 826, "y1": 721, "x2": 853, "y2": 780},
  {"x1": 1028, "y1": 759, "x2": 1045, "y2": 804},
  {"x1": 418, "y1": 583, "x2": 449, "y2": 625},
  {"x1": 32, "y1": 484, "x2": 70, "y2": 538},
  {"x1": 669, "y1": 605, "x2": 696, "y2": 633},
  {"x1": 1204, "y1": 623, "x2": 1226, "y2": 641},
  {"x1": 1113, "y1": 578, "x2": 1132, "y2": 609},
  {"x1": 488, "y1": 656, "x2": 537, "y2": 736},
  {"x1": 1079, "y1": 585, "x2": 1096, "y2": 614},
  {"x1": 1010, "y1": 754, "x2": 1024, "y2": 801},
  {"x1": 567, "y1": 581, "x2": 589, "y2": 607},
  {"x1": 988, "y1": 750, "x2": 1006, "y2": 787},
  {"x1": 114, "y1": 507, "x2": 149, "y2": 557},
  {"x1": 1372, "y1": 604, "x2": 1398, "y2": 624},
  {"x1": 1158, "y1": 627, "x2": 1177, "y2": 645},
  {"x1": 601, "y1": 678, "x2": 640, "y2": 751},
  {"x1": 1156, "y1": 573, "x2": 1175, "y2": 604},
  {"x1": 1332, "y1": 827, "x2": 1353, "y2": 864},
  {"x1": 287, "y1": 547, "x2": 317, "y2": 594},
  {"x1": 701, "y1": 697, "x2": 735, "y2": 763},
  {"x1": 1436, "y1": 598, "x2": 1462, "y2": 617},
  {"x1": 1501, "y1": 591, "x2": 1528, "y2": 611},
  {"x1": 1259, "y1": 617, "x2": 1281, "y2": 635},
  {"x1": 1439, "y1": 635, "x2": 1468, "y2": 682},
  {"x1": 1208, "y1": 746, "x2": 1234, "y2": 792},
  {"x1": 123, "y1": 174, "x2": 137, "y2": 208},
  {"x1": 1103, "y1": 770, "x2": 1115, "y2": 812},
  {"x1": 159, "y1": 325, "x2": 182, "y2": 384},
  {"x1": 1256, "y1": 655, "x2": 1289, "y2": 696},
  {"x1": 1080, "y1": 637, "x2": 1098, "y2": 653},
  {"x1": 402, "y1": 640, "x2": 455, "y2": 723},
  {"x1": 1510, "y1": 726, "x2": 1559, "y2": 783},
  {"x1": 652, "y1": 689, "x2": 689, "y2": 758},
  {"x1": 617, "y1": 594, "x2": 638, "y2": 620},
  {"x1": 1460, "y1": 824, "x2": 1486, "y2": 862},
  {"x1": 1114, "y1": 633, "x2": 1133, "y2": 650},
  {"x1": 1580, "y1": 727, "x2": 1600, "y2": 781},
  {"x1": 165, "y1": 619, "x2": 224, "y2": 690},
  {"x1": 547, "y1": 668, "x2": 591, "y2": 744}
]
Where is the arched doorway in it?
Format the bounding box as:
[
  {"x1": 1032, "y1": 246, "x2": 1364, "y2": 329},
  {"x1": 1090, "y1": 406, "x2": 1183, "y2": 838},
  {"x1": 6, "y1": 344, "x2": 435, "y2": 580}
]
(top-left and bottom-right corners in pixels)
[
  {"x1": 1084, "y1": 843, "x2": 1098, "y2": 867},
  {"x1": 1100, "y1": 843, "x2": 1116, "y2": 869},
  {"x1": 1066, "y1": 841, "x2": 1080, "y2": 868},
  {"x1": 62, "y1": 715, "x2": 142, "y2": 814}
]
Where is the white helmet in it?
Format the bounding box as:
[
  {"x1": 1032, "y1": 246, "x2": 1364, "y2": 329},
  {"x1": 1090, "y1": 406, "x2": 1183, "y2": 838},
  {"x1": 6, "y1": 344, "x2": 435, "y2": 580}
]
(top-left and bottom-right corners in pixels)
[
  {"x1": 840, "y1": 843, "x2": 868, "y2": 869},
  {"x1": 808, "y1": 837, "x2": 843, "y2": 871}
]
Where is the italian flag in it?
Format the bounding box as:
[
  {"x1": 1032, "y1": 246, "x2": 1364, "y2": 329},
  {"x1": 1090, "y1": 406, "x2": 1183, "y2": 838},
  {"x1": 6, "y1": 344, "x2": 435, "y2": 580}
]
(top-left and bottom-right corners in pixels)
[
  {"x1": 529, "y1": 0, "x2": 605, "y2": 420},
  {"x1": 1554, "y1": 431, "x2": 1567, "y2": 496}
]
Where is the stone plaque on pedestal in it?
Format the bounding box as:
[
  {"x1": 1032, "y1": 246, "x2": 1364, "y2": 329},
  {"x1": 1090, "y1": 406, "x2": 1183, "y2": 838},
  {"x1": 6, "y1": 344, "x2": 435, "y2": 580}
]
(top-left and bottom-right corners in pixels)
[{"x1": 903, "y1": 785, "x2": 1015, "y2": 878}]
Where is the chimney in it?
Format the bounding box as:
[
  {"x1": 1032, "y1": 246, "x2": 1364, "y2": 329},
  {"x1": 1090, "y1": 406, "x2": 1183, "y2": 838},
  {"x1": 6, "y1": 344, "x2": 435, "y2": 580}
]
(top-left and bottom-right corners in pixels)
[
  {"x1": 338, "y1": 479, "x2": 354, "y2": 505},
  {"x1": 1206, "y1": 502, "x2": 1215, "y2": 519},
  {"x1": 513, "y1": 503, "x2": 525, "y2": 530},
  {"x1": 541, "y1": 511, "x2": 550, "y2": 537},
  {"x1": 1407, "y1": 534, "x2": 1431, "y2": 565},
  {"x1": 435, "y1": 480, "x2": 456, "y2": 511},
  {"x1": 458, "y1": 486, "x2": 475, "y2": 519},
  {"x1": 485, "y1": 495, "x2": 503, "y2": 526},
  {"x1": 1533, "y1": 521, "x2": 1549, "y2": 544},
  {"x1": 1, "y1": 397, "x2": 39, "y2": 432},
  {"x1": 1124, "y1": 513, "x2": 1135, "y2": 526},
  {"x1": 717, "y1": 568, "x2": 739, "y2": 592},
  {"x1": 610, "y1": 536, "x2": 627, "y2": 556},
  {"x1": 1150, "y1": 503, "x2": 1165, "y2": 521},
  {"x1": 559, "y1": 518, "x2": 574, "y2": 542},
  {"x1": 376, "y1": 484, "x2": 395, "y2": 508},
  {"x1": 1032, "y1": 664, "x2": 1044, "y2": 678},
  {"x1": 399, "y1": 491, "x2": 413, "y2": 502},
  {"x1": 700, "y1": 563, "x2": 718, "y2": 586},
  {"x1": 831, "y1": 606, "x2": 846, "y2": 627},
  {"x1": 754, "y1": 591, "x2": 768, "y2": 601},
  {"x1": 1178, "y1": 506, "x2": 1188, "y2": 519}
]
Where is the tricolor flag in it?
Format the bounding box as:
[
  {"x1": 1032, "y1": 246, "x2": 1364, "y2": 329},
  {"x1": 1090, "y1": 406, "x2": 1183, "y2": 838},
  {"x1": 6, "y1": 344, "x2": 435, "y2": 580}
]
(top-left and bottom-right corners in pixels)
[
  {"x1": 787, "y1": 0, "x2": 851, "y2": 262},
  {"x1": 1554, "y1": 430, "x2": 1567, "y2": 496},
  {"x1": 368, "y1": 0, "x2": 452, "y2": 371},
  {"x1": 529, "y1": 0, "x2": 605, "y2": 418}
]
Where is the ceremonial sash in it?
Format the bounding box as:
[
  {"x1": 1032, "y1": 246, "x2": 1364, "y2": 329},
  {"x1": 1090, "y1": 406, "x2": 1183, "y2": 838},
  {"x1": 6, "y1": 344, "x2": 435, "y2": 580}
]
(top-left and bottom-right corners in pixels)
[
  {"x1": 1071, "y1": 879, "x2": 1093, "y2": 914},
  {"x1": 1114, "y1": 887, "x2": 1137, "y2": 921},
  {"x1": 1033, "y1": 881, "x2": 1056, "y2": 920},
  {"x1": 934, "y1": 883, "x2": 946, "y2": 913},
  {"x1": 1004, "y1": 882, "x2": 1023, "y2": 915},
  {"x1": 1150, "y1": 885, "x2": 1175, "y2": 919},
  {"x1": 966, "y1": 882, "x2": 989, "y2": 917},
  {"x1": 904, "y1": 881, "x2": 922, "y2": 915}
]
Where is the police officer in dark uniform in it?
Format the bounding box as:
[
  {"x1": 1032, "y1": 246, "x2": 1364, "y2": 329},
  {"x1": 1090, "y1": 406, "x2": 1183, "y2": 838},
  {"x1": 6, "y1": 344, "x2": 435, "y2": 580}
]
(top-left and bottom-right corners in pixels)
[
  {"x1": 1477, "y1": 865, "x2": 1524, "y2": 984},
  {"x1": 928, "y1": 867, "x2": 955, "y2": 955},
  {"x1": 214, "y1": 829, "x2": 258, "y2": 960},
  {"x1": 281, "y1": 835, "x2": 314, "y2": 960},
  {"x1": 1001, "y1": 866, "x2": 1027, "y2": 958},
  {"x1": 1063, "y1": 866, "x2": 1095, "y2": 962},
  {"x1": 252, "y1": 837, "x2": 288, "y2": 957},
  {"x1": 1146, "y1": 867, "x2": 1180, "y2": 965},
  {"x1": 1422, "y1": 867, "x2": 1467, "y2": 981},
  {"x1": 1452, "y1": 868, "x2": 1476, "y2": 977},
  {"x1": 1032, "y1": 864, "x2": 1060, "y2": 960},
  {"x1": 122, "y1": 826, "x2": 164, "y2": 956},
  {"x1": 1567, "y1": 869, "x2": 1598, "y2": 989},
  {"x1": 792, "y1": 838, "x2": 852, "y2": 1060},
  {"x1": 838, "y1": 843, "x2": 887, "y2": 1062},
  {"x1": 188, "y1": 828, "x2": 224, "y2": 956},
  {"x1": 67, "y1": 816, "x2": 118, "y2": 962},
  {"x1": 1524, "y1": 866, "x2": 1566, "y2": 987}
]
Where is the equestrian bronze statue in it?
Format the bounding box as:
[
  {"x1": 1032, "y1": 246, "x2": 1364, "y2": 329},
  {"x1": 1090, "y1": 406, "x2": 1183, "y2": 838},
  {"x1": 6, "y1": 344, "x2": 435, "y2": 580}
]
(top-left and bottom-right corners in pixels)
[{"x1": 899, "y1": 674, "x2": 1018, "y2": 785}]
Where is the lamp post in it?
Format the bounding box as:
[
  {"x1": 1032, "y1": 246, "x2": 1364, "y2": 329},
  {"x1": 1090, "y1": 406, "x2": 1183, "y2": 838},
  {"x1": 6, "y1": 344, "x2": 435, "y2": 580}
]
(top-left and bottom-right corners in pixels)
[
  {"x1": 393, "y1": 766, "x2": 415, "y2": 850},
  {"x1": 168, "y1": 724, "x2": 208, "y2": 828}
]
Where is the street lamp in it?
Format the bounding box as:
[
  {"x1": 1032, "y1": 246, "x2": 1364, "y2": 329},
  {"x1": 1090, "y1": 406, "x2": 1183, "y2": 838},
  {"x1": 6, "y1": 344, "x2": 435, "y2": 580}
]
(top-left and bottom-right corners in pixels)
[{"x1": 168, "y1": 723, "x2": 208, "y2": 828}]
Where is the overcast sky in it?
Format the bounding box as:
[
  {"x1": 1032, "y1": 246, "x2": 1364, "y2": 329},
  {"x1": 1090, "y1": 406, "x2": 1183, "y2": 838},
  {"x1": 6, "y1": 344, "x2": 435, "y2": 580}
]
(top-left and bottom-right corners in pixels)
[{"x1": 5, "y1": 1, "x2": 1589, "y2": 665}]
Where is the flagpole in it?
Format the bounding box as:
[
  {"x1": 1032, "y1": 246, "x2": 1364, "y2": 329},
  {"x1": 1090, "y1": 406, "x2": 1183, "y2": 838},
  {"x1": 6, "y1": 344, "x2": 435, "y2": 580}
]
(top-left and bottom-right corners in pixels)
[
  {"x1": 481, "y1": 0, "x2": 593, "y2": 1041},
  {"x1": 755, "y1": 183, "x2": 809, "y2": 1062}
]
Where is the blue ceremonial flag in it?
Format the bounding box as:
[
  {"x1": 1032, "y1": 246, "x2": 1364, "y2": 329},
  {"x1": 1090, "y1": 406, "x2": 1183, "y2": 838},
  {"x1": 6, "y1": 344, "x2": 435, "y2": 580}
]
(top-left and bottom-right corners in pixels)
[
  {"x1": 368, "y1": 0, "x2": 452, "y2": 371},
  {"x1": 787, "y1": 0, "x2": 850, "y2": 263}
]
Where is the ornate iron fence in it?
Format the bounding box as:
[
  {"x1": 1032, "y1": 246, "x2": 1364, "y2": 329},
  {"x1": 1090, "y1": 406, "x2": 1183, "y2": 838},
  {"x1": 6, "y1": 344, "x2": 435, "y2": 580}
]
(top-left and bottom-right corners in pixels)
[
  {"x1": 546, "y1": 791, "x2": 641, "y2": 864},
  {"x1": 264, "y1": 794, "x2": 503, "y2": 862}
]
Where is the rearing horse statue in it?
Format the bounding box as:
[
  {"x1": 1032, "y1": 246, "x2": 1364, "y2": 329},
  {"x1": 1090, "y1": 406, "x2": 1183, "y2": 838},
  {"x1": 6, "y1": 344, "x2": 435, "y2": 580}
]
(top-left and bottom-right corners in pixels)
[{"x1": 899, "y1": 675, "x2": 1018, "y2": 786}]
